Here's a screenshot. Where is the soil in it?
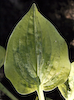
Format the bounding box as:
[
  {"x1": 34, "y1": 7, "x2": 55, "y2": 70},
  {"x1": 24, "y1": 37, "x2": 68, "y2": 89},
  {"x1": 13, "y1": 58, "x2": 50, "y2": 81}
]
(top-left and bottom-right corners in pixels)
[{"x1": 0, "y1": 0, "x2": 74, "y2": 100}]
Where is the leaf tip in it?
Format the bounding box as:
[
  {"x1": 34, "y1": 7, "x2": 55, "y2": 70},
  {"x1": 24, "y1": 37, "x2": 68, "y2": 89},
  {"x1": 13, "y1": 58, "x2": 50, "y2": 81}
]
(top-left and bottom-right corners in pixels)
[{"x1": 31, "y1": 3, "x2": 37, "y2": 10}]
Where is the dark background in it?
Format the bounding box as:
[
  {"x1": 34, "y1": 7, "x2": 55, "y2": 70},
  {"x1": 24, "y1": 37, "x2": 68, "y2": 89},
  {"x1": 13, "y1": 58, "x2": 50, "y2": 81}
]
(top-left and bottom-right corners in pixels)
[{"x1": 0, "y1": 0, "x2": 74, "y2": 100}]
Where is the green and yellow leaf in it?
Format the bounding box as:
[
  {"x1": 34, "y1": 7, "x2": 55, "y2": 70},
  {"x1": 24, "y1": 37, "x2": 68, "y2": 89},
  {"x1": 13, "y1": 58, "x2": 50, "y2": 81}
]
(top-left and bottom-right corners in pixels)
[{"x1": 4, "y1": 3, "x2": 70, "y2": 100}]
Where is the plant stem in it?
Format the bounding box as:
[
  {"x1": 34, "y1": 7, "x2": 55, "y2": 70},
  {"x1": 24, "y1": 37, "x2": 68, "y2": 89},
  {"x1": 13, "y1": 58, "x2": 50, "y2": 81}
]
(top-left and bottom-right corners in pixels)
[
  {"x1": 0, "y1": 83, "x2": 18, "y2": 100},
  {"x1": 37, "y1": 85, "x2": 45, "y2": 100}
]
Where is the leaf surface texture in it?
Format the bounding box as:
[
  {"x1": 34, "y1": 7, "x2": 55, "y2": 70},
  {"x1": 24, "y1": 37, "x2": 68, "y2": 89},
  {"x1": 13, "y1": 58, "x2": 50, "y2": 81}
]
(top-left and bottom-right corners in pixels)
[{"x1": 4, "y1": 3, "x2": 70, "y2": 97}]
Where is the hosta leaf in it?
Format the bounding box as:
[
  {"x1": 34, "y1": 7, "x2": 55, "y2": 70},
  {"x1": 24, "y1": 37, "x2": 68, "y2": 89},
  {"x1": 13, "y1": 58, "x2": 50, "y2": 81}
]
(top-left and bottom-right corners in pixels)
[
  {"x1": 4, "y1": 3, "x2": 70, "y2": 100},
  {"x1": 0, "y1": 46, "x2": 5, "y2": 68},
  {"x1": 58, "y1": 62, "x2": 74, "y2": 100}
]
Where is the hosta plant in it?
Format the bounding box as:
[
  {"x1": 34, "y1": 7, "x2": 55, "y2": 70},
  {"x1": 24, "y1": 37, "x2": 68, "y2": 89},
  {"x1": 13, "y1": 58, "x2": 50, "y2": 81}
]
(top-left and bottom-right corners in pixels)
[{"x1": 4, "y1": 3, "x2": 70, "y2": 100}]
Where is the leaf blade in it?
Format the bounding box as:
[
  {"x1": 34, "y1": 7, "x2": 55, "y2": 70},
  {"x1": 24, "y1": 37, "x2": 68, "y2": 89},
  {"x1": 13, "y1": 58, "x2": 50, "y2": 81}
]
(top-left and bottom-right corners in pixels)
[{"x1": 4, "y1": 3, "x2": 70, "y2": 97}]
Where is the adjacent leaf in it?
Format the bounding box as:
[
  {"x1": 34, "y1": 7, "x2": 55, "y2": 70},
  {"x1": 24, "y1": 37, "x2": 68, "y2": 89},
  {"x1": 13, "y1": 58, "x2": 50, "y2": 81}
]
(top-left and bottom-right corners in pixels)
[
  {"x1": 58, "y1": 62, "x2": 74, "y2": 100},
  {"x1": 4, "y1": 3, "x2": 70, "y2": 100},
  {"x1": 0, "y1": 46, "x2": 5, "y2": 68}
]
